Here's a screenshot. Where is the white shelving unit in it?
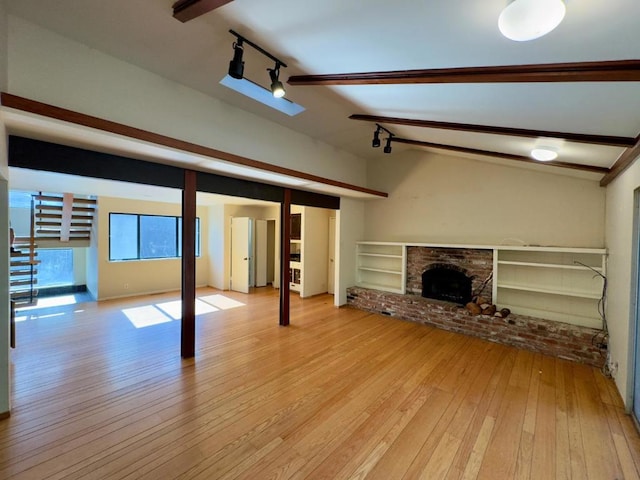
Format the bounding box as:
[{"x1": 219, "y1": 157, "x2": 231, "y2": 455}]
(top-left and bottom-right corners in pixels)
[
  {"x1": 354, "y1": 241, "x2": 607, "y2": 329},
  {"x1": 289, "y1": 239, "x2": 302, "y2": 292},
  {"x1": 356, "y1": 242, "x2": 406, "y2": 294},
  {"x1": 493, "y1": 247, "x2": 607, "y2": 329}
]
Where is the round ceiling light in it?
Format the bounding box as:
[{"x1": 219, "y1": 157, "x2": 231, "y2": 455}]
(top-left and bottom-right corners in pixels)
[
  {"x1": 499, "y1": 0, "x2": 566, "y2": 42},
  {"x1": 531, "y1": 148, "x2": 558, "y2": 161}
]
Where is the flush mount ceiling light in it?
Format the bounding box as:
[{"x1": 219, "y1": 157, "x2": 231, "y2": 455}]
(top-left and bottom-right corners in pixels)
[
  {"x1": 227, "y1": 30, "x2": 288, "y2": 98},
  {"x1": 531, "y1": 147, "x2": 558, "y2": 161},
  {"x1": 499, "y1": 0, "x2": 566, "y2": 41}
]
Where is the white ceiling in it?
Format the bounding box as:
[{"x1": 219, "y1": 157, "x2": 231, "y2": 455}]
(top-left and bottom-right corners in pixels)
[{"x1": 4, "y1": 0, "x2": 640, "y2": 183}]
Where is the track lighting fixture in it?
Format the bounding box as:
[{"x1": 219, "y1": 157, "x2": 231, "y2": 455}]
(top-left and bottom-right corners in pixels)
[
  {"x1": 372, "y1": 125, "x2": 382, "y2": 148},
  {"x1": 228, "y1": 39, "x2": 245, "y2": 80},
  {"x1": 384, "y1": 136, "x2": 393, "y2": 154},
  {"x1": 370, "y1": 124, "x2": 394, "y2": 153},
  {"x1": 269, "y1": 63, "x2": 286, "y2": 98},
  {"x1": 227, "y1": 30, "x2": 288, "y2": 98}
]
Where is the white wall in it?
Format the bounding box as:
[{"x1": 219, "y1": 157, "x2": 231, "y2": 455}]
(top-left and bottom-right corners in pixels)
[
  {"x1": 336, "y1": 198, "x2": 365, "y2": 306},
  {"x1": 7, "y1": 17, "x2": 367, "y2": 188},
  {"x1": 300, "y1": 206, "x2": 331, "y2": 298},
  {"x1": 95, "y1": 196, "x2": 209, "y2": 300},
  {"x1": 207, "y1": 204, "x2": 226, "y2": 290},
  {"x1": 86, "y1": 214, "x2": 98, "y2": 299},
  {"x1": 8, "y1": 206, "x2": 29, "y2": 236},
  {"x1": 0, "y1": 0, "x2": 11, "y2": 415},
  {"x1": 365, "y1": 150, "x2": 606, "y2": 247},
  {"x1": 605, "y1": 157, "x2": 640, "y2": 408}
]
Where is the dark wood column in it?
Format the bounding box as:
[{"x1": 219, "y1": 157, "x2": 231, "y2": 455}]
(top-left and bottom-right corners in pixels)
[
  {"x1": 280, "y1": 189, "x2": 291, "y2": 326},
  {"x1": 181, "y1": 170, "x2": 197, "y2": 357}
]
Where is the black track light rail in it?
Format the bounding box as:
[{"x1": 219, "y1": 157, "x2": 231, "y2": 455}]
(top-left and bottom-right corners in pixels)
[
  {"x1": 375, "y1": 123, "x2": 394, "y2": 137},
  {"x1": 229, "y1": 30, "x2": 287, "y2": 68}
]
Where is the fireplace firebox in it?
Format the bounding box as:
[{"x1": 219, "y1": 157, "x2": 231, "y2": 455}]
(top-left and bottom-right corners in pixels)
[{"x1": 421, "y1": 264, "x2": 473, "y2": 305}]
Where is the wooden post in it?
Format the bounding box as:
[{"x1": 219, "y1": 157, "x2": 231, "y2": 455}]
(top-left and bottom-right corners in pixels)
[
  {"x1": 280, "y1": 189, "x2": 291, "y2": 326},
  {"x1": 181, "y1": 170, "x2": 197, "y2": 358}
]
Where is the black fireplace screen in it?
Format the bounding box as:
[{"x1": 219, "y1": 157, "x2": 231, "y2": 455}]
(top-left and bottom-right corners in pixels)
[{"x1": 421, "y1": 266, "x2": 472, "y2": 304}]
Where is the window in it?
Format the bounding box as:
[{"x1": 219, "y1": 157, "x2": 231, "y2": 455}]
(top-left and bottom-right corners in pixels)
[
  {"x1": 109, "y1": 213, "x2": 200, "y2": 261},
  {"x1": 38, "y1": 249, "x2": 74, "y2": 287}
]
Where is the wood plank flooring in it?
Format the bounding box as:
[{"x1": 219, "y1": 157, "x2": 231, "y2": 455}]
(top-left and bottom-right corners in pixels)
[{"x1": 0, "y1": 287, "x2": 639, "y2": 479}]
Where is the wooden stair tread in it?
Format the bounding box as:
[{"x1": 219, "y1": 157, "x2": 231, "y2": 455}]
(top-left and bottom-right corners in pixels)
[
  {"x1": 10, "y1": 270, "x2": 38, "y2": 277},
  {"x1": 10, "y1": 279, "x2": 38, "y2": 287}
]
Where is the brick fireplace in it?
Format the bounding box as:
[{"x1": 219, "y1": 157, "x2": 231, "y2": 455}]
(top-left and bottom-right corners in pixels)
[{"x1": 348, "y1": 246, "x2": 604, "y2": 367}]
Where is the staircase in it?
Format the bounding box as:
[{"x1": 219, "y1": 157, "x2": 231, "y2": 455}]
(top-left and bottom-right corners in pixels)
[
  {"x1": 34, "y1": 194, "x2": 96, "y2": 243},
  {"x1": 9, "y1": 193, "x2": 97, "y2": 307},
  {"x1": 9, "y1": 236, "x2": 38, "y2": 307}
]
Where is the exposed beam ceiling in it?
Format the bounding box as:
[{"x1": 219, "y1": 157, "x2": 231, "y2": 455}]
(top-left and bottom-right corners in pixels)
[
  {"x1": 391, "y1": 137, "x2": 610, "y2": 175},
  {"x1": 172, "y1": 0, "x2": 234, "y2": 23},
  {"x1": 1, "y1": 93, "x2": 387, "y2": 199},
  {"x1": 600, "y1": 138, "x2": 640, "y2": 186},
  {"x1": 350, "y1": 114, "x2": 637, "y2": 148},
  {"x1": 289, "y1": 60, "x2": 640, "y2": 86},
  {"x1": 5, "y1": 0, "x2": 640, "y2": 182}
]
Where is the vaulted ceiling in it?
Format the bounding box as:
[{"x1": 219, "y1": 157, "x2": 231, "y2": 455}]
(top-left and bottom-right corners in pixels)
[{"x1": 5, "y1": 0, "x2": 640, "y2": 184}]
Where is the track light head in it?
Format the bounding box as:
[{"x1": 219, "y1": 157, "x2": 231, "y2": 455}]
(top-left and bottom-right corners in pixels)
[
  {"x1": 269, "y1": 65, "x2": 286, "y2": 98},
  {"x1": 384, "y1": 136, "x2": 393, "y2": 154},
  {"x1": 228, "y1": 40, "x2": 245, "y2": 79},
  {"x1": 372, "y1": 126, "x2": 381, "y2": 148}
]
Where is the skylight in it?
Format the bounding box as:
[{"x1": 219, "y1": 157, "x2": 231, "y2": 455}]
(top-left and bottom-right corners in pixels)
[{"x1": 220, "y1": 75, "x2": 305, "y2": 116}]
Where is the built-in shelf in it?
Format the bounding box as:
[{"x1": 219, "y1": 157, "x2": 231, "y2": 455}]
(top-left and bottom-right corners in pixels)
[
  {"x1": 497, "y1": 260, "x2": 603, "y2": 272},
  {"x1": 356, "y1": 242, "x2": 406, "y2": 294},
  {"x1": 359, "y1": 253, "x2": 403, "y2": 259},
  {"x1": 495, "y1": 247, "x2": 606, "y2": 328},
  {"x1": 498, "y1": 283, "x2": 602, "y2": 300},
  {"x1": 359, "y1": 267, "x2": 403, "y2": 275}
]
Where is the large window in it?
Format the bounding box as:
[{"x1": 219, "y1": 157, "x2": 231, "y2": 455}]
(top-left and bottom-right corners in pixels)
[
  {"x1": 38, "y1": 249, "x2": 74, "y2": 287},
  {"x1": 109, "y1": 213, "x2": 200, "y2": 261}
]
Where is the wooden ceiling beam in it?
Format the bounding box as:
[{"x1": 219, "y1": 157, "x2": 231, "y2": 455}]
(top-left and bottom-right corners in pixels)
[
  {"x1": 600, "y1": 137, "x2": 640, "y2": 186},
  {"x1": 1, "y1": 92, "x2": 387, "y2": 198},
  {"x1": 391, "y1": 137, "x2": 610, "y2": 175},
  {"x1": 350, "y1": 114, "x2": 636, "y2": 148},
  {"x1": 288, "y1": 60, "x2": 640, "y2": 86},
  {"x1": 172, "y1": 0, "x2": 234, "y2": 23}
]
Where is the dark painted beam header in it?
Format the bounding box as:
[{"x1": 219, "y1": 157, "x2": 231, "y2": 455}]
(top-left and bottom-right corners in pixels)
[
  {"x1": 8, "y1": 136, "x2": 340, "y2": 209},
  {"x1": 9, "y1": 136, "x2": 185, "y2": 189}
]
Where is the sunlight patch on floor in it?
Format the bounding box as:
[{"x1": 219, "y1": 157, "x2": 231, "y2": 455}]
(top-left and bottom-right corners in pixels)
[
  {"x1": 18, "y1": 295, "x2": 79, "y2": 311},
  {"x1": 123, "y1": 305, "x2": 173, "y2": 329},
  {"x1": 123, "y1": 294, "x2": 243, "y2": 328},
  {"x1": 156, "y1": 299, "x2": 219, "y2": 320},
  {"x1": 199, "y1": 294, "x2": 246, "y2": 310}
]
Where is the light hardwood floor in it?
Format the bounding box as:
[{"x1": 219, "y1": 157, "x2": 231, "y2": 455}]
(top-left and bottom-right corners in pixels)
[{"x1": 1, "y1": 287, "x2": 639, "y2": 479}]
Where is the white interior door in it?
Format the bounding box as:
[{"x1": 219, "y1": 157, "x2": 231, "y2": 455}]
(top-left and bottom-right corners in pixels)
[
  {"x1": 231, "y1": 217, "x2": 250, "y2": 293},
  {"x1": 328, "y1": 216, "x2": 336, "y2": 295},
  {"x1": 255, "y1": 220, "x2": 267, "y2": 287}
]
